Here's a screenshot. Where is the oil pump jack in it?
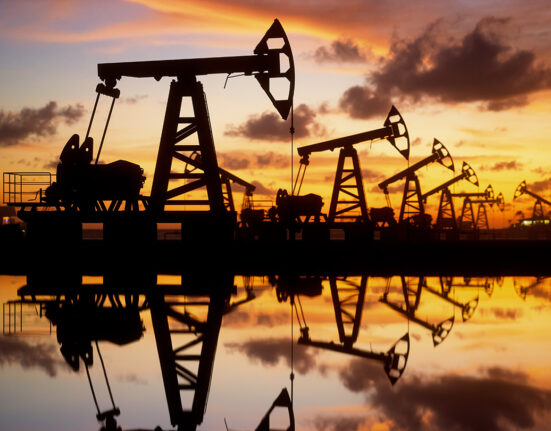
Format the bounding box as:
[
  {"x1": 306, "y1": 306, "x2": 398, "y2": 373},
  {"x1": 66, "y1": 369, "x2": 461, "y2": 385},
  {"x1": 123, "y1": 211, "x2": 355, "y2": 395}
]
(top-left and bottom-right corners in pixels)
[
  {"x1": 13, "y1": 19, "x2": 292, "y2": 231},
  {"x1": 453, "y1": 185, "x2": 504, "y2": 230},
  {"x1": 380, "y1": 276, "x2": 454, "y2": 346},
  {"x1": 513, "y1": 180, "x2": 551, "y2": 223},
  {"x1": 296, "y1": 276, "x2": 409, "y2": 385},
  {"x1": 377, "y1": 139, "x2": 454, "y2": 227},
  {"x1": 424, "y1": 278, "x2": 479, "y2": 322},
  {"x1": 288, "y1": 106, "x2": 410, "y2": 223},
  {"x1": 421, "y1": 162, "x2": 479, "y2": 230}
]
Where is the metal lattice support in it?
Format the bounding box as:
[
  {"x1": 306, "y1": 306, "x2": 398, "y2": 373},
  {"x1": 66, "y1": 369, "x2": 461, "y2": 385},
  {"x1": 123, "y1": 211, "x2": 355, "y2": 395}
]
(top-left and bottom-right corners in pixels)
[
  {"x1": 398, "y1": 174, "x2": 425, "y2": 224},
  {"x1": 476, "y1": 203, "x2": 489, "y2": 230},
  {"x1": 149, "y1": 291, "x2": 227, "y2": 430},
  {"x1": 150, "y1": 79, "x2": 225, "y2": 215},
  {"x1": 458, "y1": 198, "x2": 476, "y2": 230},
  {"x1": 329, "y1": 276, "x2": 367, "y2": 347},
  {"x1": 435, "y1": 188, "x2": 456, "y2": 230},
  {"x1": 328, "y1": 147, "x2": 369, "y2": 222}
]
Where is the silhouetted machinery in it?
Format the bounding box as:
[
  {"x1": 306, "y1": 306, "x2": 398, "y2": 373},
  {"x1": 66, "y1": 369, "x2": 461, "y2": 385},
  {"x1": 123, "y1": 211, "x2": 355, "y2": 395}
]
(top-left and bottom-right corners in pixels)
[
  {"x1": 453, "y1": 185, "x2": 504, "y2": 230},
  {"x1": 44, "y1": 134, "x2": 146, "y2": 213},
  {"x1": 425, "y1": 278, "x2": 479, "y2": 322},
  {"x1": 421, "y1": 162, "x2": 479, "y2": 230},
  {"x1": 280, "y1": 106, "x2": 410, "y2": 224},
  {"x1": 380, "y1": 276, "x2": 454, "y2": 346},
  {"x1": 377, "y1": 139, "x2": 454, "y2": 227},
  {"x1": 513, "y1": 180, "x2": 551, "y2": 224},
  {"x1": 296, "y1": 275, "x2": 410, "y2": 384},
  {"x1": 13, "y1": 19, "x2": 293, "y2": 227}
]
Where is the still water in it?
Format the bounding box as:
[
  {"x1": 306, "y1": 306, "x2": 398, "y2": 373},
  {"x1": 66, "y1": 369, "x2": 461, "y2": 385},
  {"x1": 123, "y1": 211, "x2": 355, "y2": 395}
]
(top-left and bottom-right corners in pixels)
[{"x1": 1, "y1": 274, "x2": 551, "y2": 431}]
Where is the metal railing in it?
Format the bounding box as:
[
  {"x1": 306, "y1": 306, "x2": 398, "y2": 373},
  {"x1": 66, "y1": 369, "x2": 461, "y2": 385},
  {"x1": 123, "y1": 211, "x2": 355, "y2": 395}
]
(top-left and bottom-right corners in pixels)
[{"x1": 3, "y1": 172, "x2": 54, "y2": 204}]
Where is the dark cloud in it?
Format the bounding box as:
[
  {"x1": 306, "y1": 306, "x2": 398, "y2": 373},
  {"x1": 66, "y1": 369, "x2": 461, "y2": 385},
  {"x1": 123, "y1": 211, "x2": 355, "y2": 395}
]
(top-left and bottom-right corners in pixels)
[
  {"x1": 313, "y1": 416, "x2": 365, "y2": 431},
  {"x1": 251, "y1": 180, "x2": 275, "y2": 197},
  {"x1": 217, "y1": 151, "x2": 289, "y2": 171},
  {"x1": 43, "y1": 159, "x2": 59, "y2": 170},
  {"x1": 339, "y1": 85, "x2": 391, "y2": 119},
  {"x1": 362, "y1": 168, "x2": 386, "y2": 182},
  {"x1": 411, "y1": 137, "x2": 422, "y2": 147},
  {"x1": 255, "y1": 152, "x2": 289, "y2": 168},
  {"x1": 225, "y1": 338, "x2": 318, "y2": 374},
  {"x1": 223, "y1": 309, "x2": 289, "y2": 327},
  {"x1": 313, "y1": 39, "x2": 367, "y2": 63},
  {"x1": 0, "y1": 101, "x2": 85, "y2": 146},
  {"x1": 484, "y1": 161, "x2": 523, "y2": 171},
  {"x1": 225, "y1": 104, "x2": 327, "y2": 141},
  {"x1": 339, "y1": 17, "x2": 551, "y2": 118},
  {"x1": 339, "y1": 363, "x2": 551, "y2": 431},
  {"x1": 218, "y1": 153, "x2": 250, "y2": 170},
  {"x1": 528, "y1": 177, "x2": 551, "y2": 193},
  {"x1": 489, "y1": 307, "x2": 522, "y2": 320},
  {"x1": 0, "y1": 338, "x2": 66, "y2": 377}
]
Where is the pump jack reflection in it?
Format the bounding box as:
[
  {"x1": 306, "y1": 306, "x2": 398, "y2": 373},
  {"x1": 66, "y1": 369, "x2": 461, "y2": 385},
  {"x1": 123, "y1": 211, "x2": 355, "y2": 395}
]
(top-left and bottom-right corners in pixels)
[
  {"x1": 380, "y1": 276, "x2": 455, "y2": 346},
  {"x1": 273, "y1": 274, "x2": 410, "y2": 385},
  {"x1": 14, "y1": 274, "x2": 291, "y2": 431}
]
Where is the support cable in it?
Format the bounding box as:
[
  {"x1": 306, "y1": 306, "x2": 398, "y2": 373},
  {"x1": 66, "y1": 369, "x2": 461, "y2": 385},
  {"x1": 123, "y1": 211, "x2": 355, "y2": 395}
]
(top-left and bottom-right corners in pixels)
[
  {"x1": 290, "y1": 295, "x2": 295, "y2": 405},
  {"x1": 95, "y1": 97, "x2": 117, "y2": 165},
  {"x1": 85, "y1": 92, "x2": 101, "y2": 140},
  {"x1": 290, "y1": 104, "x2": 295, "y2": 195},
  {"x1": 85, "y1": 362, "x2": 101, "y2": 416},
  {"x1": 96, "y1": 340, "x2": 117, "y2": 410}
]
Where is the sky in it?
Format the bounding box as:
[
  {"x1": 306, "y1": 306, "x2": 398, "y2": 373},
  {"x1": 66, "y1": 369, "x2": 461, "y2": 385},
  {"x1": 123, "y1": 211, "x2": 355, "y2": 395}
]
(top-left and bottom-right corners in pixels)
[{"x1": 2, "y1": 0, "x2": 551, "y2": 226}]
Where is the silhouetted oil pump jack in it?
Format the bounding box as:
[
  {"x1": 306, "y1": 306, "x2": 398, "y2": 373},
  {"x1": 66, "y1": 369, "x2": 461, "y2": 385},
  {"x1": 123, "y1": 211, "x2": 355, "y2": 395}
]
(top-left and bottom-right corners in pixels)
[
  {"x1": 380, "y1": 276, "x2": 454, "y2": 346},
  {"x1": 96, "y1": 19, "x2": 293, "y2": 217},
  {"x1": 514, "y1": 276, "x2": 548, "y2": 300},
  {"x1": 513, "y1": 180, "x2": 551, "y2": 222},
  {"x1": 148, "y1": 276, "x2": 235, "y2": 431},
  {"x1": 377, "y1": 139, "x2": 454, "y2": 227},
  {"x1": 475, "y1": 192, "x2": 505, "y2": 229},
  {"x1": 452, "y1": 185, "x2": 494, "y2": 230},
  {"x1": 35, "y1": 291, "x2": 146, "y2": 431},
  {"x1": 450, "y1": 276, "x2": 495, "y2": 298},
  {"x1": 421, "y1": 162, "x2": 479, "y2": 230},
  {"x1": 296, "y1": 275, "x2": 409, "y2": 385},
  {"x1": 424, "y1": 278, "x2": 479, "y2": 322},
  {"x1": 183, "y1": 151, "x2": 258, "y2": 215},
  {"x1": 254, "y1": 388, "x2": 295, "y2": 431},
  {"x1": 289, "y1": 106, "x2": 410, "y2": 223}
]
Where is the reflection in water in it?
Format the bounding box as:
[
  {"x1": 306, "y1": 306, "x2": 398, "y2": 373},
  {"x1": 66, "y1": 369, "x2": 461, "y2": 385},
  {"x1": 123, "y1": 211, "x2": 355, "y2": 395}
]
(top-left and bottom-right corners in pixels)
[{"x1": 2, "y1": 274, "x2": 551, "y2": 430}]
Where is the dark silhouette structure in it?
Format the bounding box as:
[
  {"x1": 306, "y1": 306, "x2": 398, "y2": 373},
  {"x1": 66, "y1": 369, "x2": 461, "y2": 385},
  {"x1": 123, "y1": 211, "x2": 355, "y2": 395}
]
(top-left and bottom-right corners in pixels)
[{"x1": 378, "y1": 139, "x2": 454, "y2": 227}]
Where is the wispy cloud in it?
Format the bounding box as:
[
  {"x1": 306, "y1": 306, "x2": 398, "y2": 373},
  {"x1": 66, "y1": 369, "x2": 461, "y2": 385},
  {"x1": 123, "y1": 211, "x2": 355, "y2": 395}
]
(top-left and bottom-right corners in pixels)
[
  {"x1": 0, "y1": 338, "x2": 66, "y2": 377},
  {"x1": 0, "y1": 101, "x2": 85, "y2": 146},
  {"x1": 225, "y1": 104, "x2": 327, "y2": 142}
]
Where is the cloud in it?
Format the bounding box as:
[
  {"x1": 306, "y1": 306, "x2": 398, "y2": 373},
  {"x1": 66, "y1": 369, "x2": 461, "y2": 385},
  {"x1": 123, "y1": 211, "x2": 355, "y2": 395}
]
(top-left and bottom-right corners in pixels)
[
  {"x1": 121, "y1": 94, "x2": 148, "y2": 104},
  {"x1": 225, "y1": 337, "x2": 318, "y2": 374},
  {"x1": 528, "y1": 177, "x2": 551, "y2": 194},
  {"x1": 489, "y1": 307, "x2": 522, "y2": 320},
  {"x1": 313, "y1": 416, "x2": 365, "y2": 431},
  {"x1": 223, "y1": 309, "x2": 289, "y2": 327},
  {"x1": 217, "y1": 151, "x2": 290, "y2": 171},
  {"x1": 251, "y1": 180, "x2": 276, "y2": 197},
  {"x1": 225, "y1": 104, "x2": 327, "y2": 142},
  {"x1": 339, "y1": 364, "x2": 551, "y2": 431},
  {"x1": 313, "y1": 39, "x2": 368, "y2": 63},
  {"x1": 339, "y1": 85, "x2": 392, "y2": 120},
  {"x1": 0, "y1": 338, "x2": 66, "y2": 377},
  {"x1": 339, "y1": 17, "x2": 551, "y2": 118},
  {"x1": 484, "y1": 161, "x2": 523, "y2": 171},
  {"x1": 218, "y1": 153, "x2": 251, "y2": 170},
  {"x1": 0, "y1": 101, "x2": 85, "y2": 146}
]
